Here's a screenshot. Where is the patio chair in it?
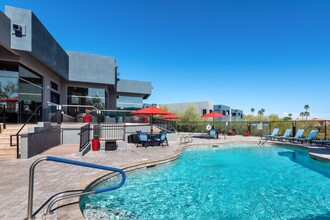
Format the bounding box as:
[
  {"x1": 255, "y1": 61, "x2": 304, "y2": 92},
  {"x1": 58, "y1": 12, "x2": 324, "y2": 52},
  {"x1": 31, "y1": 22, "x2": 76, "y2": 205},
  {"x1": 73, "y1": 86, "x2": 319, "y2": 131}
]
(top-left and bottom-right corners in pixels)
[
  {"x1": 281, "y1": 129, "x2": 304, "y2": 142},
  {"x1": 274, "y1": 129, "x2": 292, "y2": 141},
  {"x1": 136, "y1": 132, "x2": 150, "y2": 148},
  {"x1": 294, "y1": 129, "x2": 318, "y2": 144},
  {"x1": 209, "y1": 129, "x2": 218, "y2": 139},
  {"x1": 261, "y1": 128, "x2": 279, "y2": 141},
  {"x1": 154, "y1": 131, "x2": 168, "y2": 146}
]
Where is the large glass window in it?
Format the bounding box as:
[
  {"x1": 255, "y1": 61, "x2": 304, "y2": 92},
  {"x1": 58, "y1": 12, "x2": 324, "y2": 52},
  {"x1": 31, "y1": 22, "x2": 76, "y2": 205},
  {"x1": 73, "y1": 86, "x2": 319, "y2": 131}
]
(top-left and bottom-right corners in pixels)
[
  {"x1": 67, "y1": 86, "x2": 106, "y2": 110},
  {"x1": 117, "y1": 96, "x2": 143, "y2": 110},
  {"x1": 0, "y1": 64, "x2": 43, "y2": 122}
]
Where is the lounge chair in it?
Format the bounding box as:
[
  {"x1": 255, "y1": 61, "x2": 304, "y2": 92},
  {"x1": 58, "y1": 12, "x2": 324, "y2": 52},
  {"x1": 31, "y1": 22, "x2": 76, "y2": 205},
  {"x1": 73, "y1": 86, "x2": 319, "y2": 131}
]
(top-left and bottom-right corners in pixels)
[
  {"x1": 294, "y1": 129, "x2": 318, "y2": 144},
  {"x1": 136, "y1": 132, "x2": 150, "y2": 148},
  {"x1": 261, "y1": 128, "x2": 279, "y2": 141},
  {"x1": 274, "y1": 129, "x2": 292, "y2": 141},
  {"x1": 281, "y1": 129, "x2": 304, "y2": 142},
  {"x1": 200, "y1": 130, "x2": 209, "y2": 138},
  {"x1": 311, "y1": 140, "x2": 330, "y2": 149}
]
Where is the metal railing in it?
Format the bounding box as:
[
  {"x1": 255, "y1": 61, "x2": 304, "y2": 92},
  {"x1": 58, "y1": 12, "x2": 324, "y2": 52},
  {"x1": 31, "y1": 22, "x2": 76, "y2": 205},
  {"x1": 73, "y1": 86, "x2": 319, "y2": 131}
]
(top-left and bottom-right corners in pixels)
[
  {"x1": 176, "y1": 120, "x2": 329, "y2": 140},
  {"x1": 26, "y1": 156, "x2": 126, "y2": 220},
  {"x1": 96, "y1": 123, "x2": 126, "y2": 141},
  {"x1": 78, "y1": 123, "x2": 91, "y2": 151},
  {"x1": 10, "y1": 105, "x2": 42, "y2": 158}
]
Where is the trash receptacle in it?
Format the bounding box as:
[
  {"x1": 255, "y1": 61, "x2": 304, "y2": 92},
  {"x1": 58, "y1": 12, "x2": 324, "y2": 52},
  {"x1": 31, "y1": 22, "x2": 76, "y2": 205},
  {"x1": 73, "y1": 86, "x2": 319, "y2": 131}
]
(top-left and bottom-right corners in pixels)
[
  {"x1": 91, "y1": 138, "x2": 100, "y2": 151},
  {"x1": 245, "y1": 130, "x2": 250, "y2": 136}
]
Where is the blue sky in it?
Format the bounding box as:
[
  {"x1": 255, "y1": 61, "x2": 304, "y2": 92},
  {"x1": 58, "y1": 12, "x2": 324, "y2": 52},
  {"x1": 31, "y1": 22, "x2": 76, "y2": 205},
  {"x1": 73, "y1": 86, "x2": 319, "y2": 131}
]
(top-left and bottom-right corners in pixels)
[{"x1": 1, "y1": 0, "x2": 330, "y2": 119}]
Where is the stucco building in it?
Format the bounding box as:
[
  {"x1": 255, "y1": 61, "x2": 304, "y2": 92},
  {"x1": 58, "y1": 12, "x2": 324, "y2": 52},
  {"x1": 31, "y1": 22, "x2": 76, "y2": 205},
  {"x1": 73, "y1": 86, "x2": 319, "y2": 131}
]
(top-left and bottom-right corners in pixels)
[{"x1": 0, "y1": 6, "x2": 152, "y2": 123}]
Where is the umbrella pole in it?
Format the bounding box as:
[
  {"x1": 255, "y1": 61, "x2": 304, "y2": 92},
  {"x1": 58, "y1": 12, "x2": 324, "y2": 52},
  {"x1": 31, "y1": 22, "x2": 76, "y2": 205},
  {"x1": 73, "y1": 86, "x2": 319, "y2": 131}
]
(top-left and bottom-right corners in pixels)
[{"x1": 151, "y1": 115, "x2": 153, "y2": 134}]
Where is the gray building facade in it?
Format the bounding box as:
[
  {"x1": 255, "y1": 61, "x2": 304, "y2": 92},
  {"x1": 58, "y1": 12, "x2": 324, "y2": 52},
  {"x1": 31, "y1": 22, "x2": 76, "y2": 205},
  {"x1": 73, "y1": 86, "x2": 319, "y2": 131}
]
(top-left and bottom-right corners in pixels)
[
  {"x1": 0, "y1": 6, "x2": 152, "y2": 123},
  {"x1": 214, "y1": 104, "x2": 244, "y2": 121},
  {"x1": 163, "y1": 101, "x2": 244, "y2": 121}
]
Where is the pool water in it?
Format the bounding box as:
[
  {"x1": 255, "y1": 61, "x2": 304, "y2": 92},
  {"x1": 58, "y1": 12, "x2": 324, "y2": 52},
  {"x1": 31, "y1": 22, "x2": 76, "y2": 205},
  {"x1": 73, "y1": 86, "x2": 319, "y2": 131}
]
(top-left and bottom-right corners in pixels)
[{"x1": 81, "y1": 145, "x2": 330, "y2": 219}]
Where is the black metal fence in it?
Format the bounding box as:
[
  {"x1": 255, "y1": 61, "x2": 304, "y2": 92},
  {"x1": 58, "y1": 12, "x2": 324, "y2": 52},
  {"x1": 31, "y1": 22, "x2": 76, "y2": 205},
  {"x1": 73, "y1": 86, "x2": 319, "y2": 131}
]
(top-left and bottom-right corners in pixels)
[
  {"x1": 172, "y1": 120, "x2": 329, "y2": 140},
  {"x1": 95, "y1": 123, "x2": 125, "y2": 141},
  {"x1": 79, "y1": 123, "x2": 90, "y2": 151}
]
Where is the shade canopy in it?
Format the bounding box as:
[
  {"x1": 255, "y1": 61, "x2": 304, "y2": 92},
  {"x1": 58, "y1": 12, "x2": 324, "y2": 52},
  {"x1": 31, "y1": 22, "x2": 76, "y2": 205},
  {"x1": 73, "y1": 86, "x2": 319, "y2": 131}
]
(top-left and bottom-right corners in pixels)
[
  {"x1": 201, "y1": 111, "x2": 225, "y2": 129},
  {"x1": 131, "y1": 106, "x2": 171, "y2": 115},
  {"x1": 131, "y1": 106, "x2": 171, "y2": 134},
  {"x1": 201, "y1": 112, "x2": 225, "y2": 118},
  {"x1": 162, "y1": 114, "x2": 180, "y2": 120}
]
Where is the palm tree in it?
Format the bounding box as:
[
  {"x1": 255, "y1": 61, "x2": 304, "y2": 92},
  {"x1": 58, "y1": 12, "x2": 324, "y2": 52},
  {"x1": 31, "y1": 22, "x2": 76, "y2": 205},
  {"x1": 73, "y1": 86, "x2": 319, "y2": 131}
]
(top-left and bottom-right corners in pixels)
[
  {"x1": 288, "y1": 113, "x2": 292, "y2": 118},
  {"x1": 305, "y1": 112, "x2": 310, "y2": 120},
  {"x1": 304, "y1": 104, "x2": 310, "y2": 119},
  {"x1": 258, "y1": 110, "x2": 262, "y2": 116},
  {"x1": 260, "y1": 108, "x2": 265, "y2": 115},
  {"x1": 251, "y1": 108, "x2": 255, "y2": 115},
  {"x1": 258, "y1": 108, "x2": 265, "y2": 116},
  {"x1": 300, "y1": 112, "x2": 305, "y2": 119}
]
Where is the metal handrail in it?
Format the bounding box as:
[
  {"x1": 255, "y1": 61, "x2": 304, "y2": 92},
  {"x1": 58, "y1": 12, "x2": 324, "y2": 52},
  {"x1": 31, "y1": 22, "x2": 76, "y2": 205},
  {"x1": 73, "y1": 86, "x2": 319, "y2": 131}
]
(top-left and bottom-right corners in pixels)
[
  {"x1": 26, "y1": 156, "x2": 126, "y2": 220},
  {"x1": 10, "y1": 105, "x2": 42, "y2": 158}
]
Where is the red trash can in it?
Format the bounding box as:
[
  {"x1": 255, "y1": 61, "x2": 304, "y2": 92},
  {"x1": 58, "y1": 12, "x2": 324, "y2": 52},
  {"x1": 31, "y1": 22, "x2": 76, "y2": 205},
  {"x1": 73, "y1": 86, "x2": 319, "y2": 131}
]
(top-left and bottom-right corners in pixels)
[
  {"x1": 245, "y1": 130, "x2": 250, "y2": 136},
  {"x1": 91, "y1": 138, "x2": 100, "y2": 151}
]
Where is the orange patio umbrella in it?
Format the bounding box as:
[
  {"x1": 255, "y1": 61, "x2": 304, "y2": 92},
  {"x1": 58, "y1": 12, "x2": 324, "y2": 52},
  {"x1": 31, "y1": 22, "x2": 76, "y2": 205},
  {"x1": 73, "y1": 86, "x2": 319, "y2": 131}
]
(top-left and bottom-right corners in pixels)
[
  {"x1": 162, "y1": 114, "x2": 180, "y2": 120},
  {"x1": 131, "y1": 106, "x2": 171, "y2": 133},
  {"x1": 201, "y1": 111, "x2": 225, "y2": 128}
]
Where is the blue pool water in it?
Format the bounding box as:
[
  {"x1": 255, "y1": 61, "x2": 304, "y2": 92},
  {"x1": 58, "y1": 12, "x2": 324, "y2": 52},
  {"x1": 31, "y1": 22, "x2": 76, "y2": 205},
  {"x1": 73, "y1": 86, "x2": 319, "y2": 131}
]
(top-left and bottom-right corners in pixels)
[{"x1": 81, "y1": 145, "x2": 330, "y2": 219}]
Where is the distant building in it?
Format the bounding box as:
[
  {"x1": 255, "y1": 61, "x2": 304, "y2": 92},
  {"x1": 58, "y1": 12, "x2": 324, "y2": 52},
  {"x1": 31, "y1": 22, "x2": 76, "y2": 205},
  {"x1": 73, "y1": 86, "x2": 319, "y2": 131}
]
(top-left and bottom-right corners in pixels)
[
  {"x1": 163, "y1": 101, "x2": 244, "y2": 121},
  {"x1": 213, "y1": 104, "x2": 244, "y2": 121},
  {"x1": 164, "y1": 101, "x2": 214, "y2": 116}
]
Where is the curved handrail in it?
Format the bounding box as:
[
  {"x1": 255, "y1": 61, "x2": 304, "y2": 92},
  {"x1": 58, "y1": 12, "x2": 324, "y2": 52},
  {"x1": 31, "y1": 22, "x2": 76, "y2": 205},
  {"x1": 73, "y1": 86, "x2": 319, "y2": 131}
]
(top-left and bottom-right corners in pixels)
[{"x1": 27, "y1": 156, "x2": 126, "y2": 220}]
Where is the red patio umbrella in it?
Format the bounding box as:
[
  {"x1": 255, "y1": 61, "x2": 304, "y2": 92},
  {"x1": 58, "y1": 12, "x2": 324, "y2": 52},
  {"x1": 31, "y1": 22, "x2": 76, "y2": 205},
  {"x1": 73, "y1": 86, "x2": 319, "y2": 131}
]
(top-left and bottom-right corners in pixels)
[
  {"x1": 162, "y1": 114, "x2": 180, "y2": 120},
  {"x1": 201, "y1": 111, "x2": 225, "y2": 129},
  {"x1": 131, "y1": 106, "x2": 171, "y2": 133}
]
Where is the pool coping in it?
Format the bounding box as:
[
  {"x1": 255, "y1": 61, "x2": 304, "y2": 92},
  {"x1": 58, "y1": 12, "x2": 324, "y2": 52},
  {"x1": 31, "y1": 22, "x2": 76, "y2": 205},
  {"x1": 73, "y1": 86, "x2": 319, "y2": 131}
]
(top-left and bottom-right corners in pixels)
[{"x1": 56, "y1": 140, "x2": 330, "y2": 219}]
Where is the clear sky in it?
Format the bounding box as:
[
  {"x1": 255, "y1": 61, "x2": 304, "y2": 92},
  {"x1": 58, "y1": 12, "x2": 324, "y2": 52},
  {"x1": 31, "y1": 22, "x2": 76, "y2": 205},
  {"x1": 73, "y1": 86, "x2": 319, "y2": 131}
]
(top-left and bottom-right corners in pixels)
[{"x1": 1, "y1": 0, "x2": 330, "y2": 119}]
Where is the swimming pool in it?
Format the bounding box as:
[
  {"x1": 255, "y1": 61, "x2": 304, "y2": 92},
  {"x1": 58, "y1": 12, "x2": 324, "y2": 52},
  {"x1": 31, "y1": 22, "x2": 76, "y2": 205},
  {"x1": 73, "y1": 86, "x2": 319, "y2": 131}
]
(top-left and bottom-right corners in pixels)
[{"x1": 81, "y1": 145, "x2": 330, "y2": 219}]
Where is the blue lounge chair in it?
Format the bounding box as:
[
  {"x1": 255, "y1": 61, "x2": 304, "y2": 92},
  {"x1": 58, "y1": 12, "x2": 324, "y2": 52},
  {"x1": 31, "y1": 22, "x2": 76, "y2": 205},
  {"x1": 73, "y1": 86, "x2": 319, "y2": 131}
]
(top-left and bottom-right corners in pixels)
[
  {"x1": 294, "y1": 129, "x2": 318, "y2": 144},
  {"x1": 274, "y1": 129, "x2": 292, "y2": 141},
  {"x1": 281, "y1": 129, "x2": 304, "y2": 142},
  {"x1": 261, "y1": 128, "x2": 280, "y2": 140}
]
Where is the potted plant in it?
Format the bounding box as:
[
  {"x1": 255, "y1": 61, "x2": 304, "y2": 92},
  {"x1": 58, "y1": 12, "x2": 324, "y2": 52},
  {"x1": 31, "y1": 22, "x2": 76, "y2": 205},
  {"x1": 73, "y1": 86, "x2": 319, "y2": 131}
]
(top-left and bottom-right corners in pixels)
[{"x1": 91, "y1": 135, "x2": 100, "y2": 151}]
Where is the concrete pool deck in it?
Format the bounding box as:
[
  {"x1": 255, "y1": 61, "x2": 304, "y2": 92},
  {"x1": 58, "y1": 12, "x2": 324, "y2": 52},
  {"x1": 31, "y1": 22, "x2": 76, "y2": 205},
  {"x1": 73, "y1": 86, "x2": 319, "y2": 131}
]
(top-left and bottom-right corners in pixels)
[{"x1": 0, "y1": 134, "x2": 329, "y2": 220}]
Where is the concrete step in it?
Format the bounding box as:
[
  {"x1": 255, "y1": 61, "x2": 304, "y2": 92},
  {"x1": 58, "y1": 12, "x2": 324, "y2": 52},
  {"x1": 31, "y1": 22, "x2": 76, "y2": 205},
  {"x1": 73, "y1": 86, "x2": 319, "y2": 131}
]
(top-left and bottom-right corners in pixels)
[
  {"x1": 0, "y1": 124, "x2": 34, "y2": 159},
  {"x1": 0, "y1": 147, "x2": 17, "y2": 159}
]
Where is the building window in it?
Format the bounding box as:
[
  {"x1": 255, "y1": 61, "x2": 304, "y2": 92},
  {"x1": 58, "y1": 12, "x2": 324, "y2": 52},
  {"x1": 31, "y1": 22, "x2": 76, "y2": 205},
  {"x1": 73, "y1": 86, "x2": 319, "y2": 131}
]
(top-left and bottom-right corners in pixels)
[
  {"x1": 0, "y1": 64, "x2": 43, "y2": 122},
  {"x1": 202, "y1": 109, "x2": 207, "y2": 115},
  {"x1": 116, "y1": 96, "x2": 143, "y2": 110},
  {"x1": 51, "y1": 81, "x2": 58, "y2": 91},
  {"x1": 67, "y1": 86, "x2": 106, "y2": 110}
]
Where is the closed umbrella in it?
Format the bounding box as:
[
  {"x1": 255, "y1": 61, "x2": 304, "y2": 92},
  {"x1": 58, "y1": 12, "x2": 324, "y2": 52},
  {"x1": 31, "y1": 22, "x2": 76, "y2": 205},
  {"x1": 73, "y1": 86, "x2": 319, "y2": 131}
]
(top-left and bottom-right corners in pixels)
[
  {"x1": 131, "y1": 106, "x2": 171, "y2": 133},
  {"x1": 201, "y1": 111, "x2": 225, "y2": 129}
]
